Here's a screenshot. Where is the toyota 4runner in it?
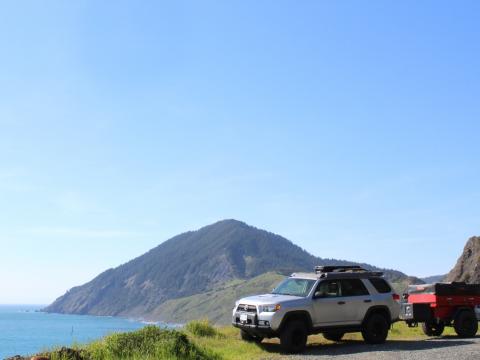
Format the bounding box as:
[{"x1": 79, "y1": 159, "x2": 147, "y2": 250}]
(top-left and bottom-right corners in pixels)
[{"x1": 232, "y1": 265, "x2": 401, "y2": 353}]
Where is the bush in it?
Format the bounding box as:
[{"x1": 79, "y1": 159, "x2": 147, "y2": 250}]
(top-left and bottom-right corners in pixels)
[
  {"x1": 185, "y1": 320, "x2": 221, "y2": 338},
  {"x1": 85, "y1": 325, "x2": 219, "y2": 360},
  {"x1": 40, "y1": 347, "x2": 86, "y2": 360}
]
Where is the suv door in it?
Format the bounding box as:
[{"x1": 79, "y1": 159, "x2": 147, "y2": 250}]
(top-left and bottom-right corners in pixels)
[
  {"x1": 338, "y1": 279, "x2": 372, "y2": 324},
  {"x1": 312, "y1": 280, "x2": 350, "y2": 326}
]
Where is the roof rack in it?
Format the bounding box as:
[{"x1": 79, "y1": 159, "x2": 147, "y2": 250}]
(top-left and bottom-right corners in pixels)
[
  {"x1": 315, "y1": 265, "x2": 366, "y2": 273},
  {"x1": 314, "y1": 265, "x2": 384, "y2": 278}
]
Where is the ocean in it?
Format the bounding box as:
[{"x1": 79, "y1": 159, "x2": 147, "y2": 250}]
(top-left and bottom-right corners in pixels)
[{"x1": 0, "y1": 305, "x2": 155, "y2": 359}]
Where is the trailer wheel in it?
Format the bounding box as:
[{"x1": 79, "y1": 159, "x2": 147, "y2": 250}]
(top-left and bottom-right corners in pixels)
[
  {"x1": 421, "y1": 320, "x2": 445, "y2": 336},
  {"x1": 454, "y1": 310, "x2": 478, "y2": 338}
]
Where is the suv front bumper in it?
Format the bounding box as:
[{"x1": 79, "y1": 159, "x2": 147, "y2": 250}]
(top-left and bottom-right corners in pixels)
[{"x1": 232, "y1": 310, "x2": 277, "y2": 337}]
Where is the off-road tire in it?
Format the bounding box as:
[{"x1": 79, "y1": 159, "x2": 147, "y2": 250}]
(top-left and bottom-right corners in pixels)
[
  {"x1": 421, "y1": 320, "x2": 445, "y2": 336},
  {"x1": 280, "y1": 320, "x2": 308, "y2": 353},
  {"x1": 454, "y1": 310, "x2": 478, "y2": 338},
  {"x1": 323, "y1": 331, "x2": 345, "y2": 341},
  {"x1": 240, "y1": 330, "x2": 264, "y2": 343},
  {"x1": 361, "y1": 313, "x2": 389, "y2": 344}
]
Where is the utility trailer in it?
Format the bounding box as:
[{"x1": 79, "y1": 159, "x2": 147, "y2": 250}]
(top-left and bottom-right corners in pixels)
[{"x1": 400, "y1": 282, "x2": 480, "y2": 337}]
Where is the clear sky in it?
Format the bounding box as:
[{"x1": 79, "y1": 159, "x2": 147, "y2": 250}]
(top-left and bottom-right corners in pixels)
[{"x1": 1, "y1": 1, "x2": 479, "y2": 304}]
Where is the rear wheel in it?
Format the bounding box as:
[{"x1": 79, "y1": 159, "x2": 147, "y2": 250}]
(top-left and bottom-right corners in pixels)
[
  {"x1": 280, "y1": 320, "x2": 308, "y2": 353},
  {"x1": 421, "y1": 320, "x2": 445, "y2": 336},
  {"x1": 454, "y1": 310, "x2": 478, "y2": 338},
  {"x1": 240, "y1": 330, "x2": 264, "y2": 343},
  {"x1": 323, "y1": 331, "x2": 345, "y2": 341},
  {"x1": 362, "y1": 313, "x2": 389, "y2": 344}
]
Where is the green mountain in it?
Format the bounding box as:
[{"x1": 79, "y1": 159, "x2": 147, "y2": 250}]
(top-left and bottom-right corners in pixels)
[
  {"x1": 140, "y1": 271, "x2": 424, "y2": 325},
  {"x1": 44, "y1": 219, "x2": 419, "y2": 322},
  {"x1": 150, "y1": 272, "x2": 285, "y2": 324},
  {"x1": 421, "y1": 274, "x2": 446, "y2": 283}
]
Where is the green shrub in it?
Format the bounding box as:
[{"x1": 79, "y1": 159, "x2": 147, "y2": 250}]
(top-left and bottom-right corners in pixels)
[
  {"x1": 84, "y1": 325, "x2": 219, "y2": 360},
  {"x1": 185, "y1": 320, "x2": 221, "y2": 338}
]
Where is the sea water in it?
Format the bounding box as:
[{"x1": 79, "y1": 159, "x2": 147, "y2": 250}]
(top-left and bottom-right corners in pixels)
[{"x1": 0, "y1": 305, "x2": 155, "y2": 359}]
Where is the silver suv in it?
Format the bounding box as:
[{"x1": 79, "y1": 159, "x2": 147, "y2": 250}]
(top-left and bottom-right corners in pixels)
[{"x1": 232, "y1": 266, "x2": 401, "y2": 353}]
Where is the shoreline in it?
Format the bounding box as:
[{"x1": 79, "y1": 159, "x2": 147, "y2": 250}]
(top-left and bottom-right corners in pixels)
[{"x1": 0, "y1": 307, "x2": 149, "y2": 360}]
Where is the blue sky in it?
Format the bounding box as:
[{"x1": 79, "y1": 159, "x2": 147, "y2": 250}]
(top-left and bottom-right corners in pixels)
[{"x1": 1, "y1": 1, "x2": 479, "y2": 304}]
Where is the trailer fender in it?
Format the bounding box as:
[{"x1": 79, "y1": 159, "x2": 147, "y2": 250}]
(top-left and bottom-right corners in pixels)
[{"x1": 453, "y1": 307, "x2": 475, "y2": 320}]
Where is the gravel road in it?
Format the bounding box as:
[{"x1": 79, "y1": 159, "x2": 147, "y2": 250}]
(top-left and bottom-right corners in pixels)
[{"x1": 260, "y1": 336, "x2": 480, "y2": 360}]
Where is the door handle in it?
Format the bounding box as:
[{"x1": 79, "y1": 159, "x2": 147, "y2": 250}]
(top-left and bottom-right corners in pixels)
[
  {"x1": 337, "y1": 301, "x2": 346, "y2": 305},
  {"x1": 364, "y1": 299, "x2": 372, "y2": 303}
]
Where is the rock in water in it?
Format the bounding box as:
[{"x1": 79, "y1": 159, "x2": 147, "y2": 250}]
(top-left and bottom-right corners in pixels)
[{"x1": 446, "y1": 236, "x2": 480, "y2": 284}]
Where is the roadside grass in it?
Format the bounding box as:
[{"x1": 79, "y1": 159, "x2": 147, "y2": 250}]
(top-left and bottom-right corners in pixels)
[
  {"x1": 185, "y1": 319, "x2": 224, "y2": 338},
  {"x1": 388, "y1": 321, "x2": 456, "y2": 338},
  {"x1": 187, "y1": 325, "x2": 279, "y2": 360},
  {"x1": 30, "y1": 321, "x2": 459, "y2": 360},
  {"x1": 188, "y1": 321, "x2": 458, "y2": 360}
]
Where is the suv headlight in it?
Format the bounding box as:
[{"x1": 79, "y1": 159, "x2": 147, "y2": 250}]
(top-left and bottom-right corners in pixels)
[{"x1": 259, "y1": 304, "x2": 281, "y2": 313}]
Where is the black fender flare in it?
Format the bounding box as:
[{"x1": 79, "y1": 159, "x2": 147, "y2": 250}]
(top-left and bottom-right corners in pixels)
[
  {"x1": 362, "y1": 305, "x2": 392, "y2": 326},
  {"x1": 278, "y1": 310, "x2": 313, "y2": 333}
]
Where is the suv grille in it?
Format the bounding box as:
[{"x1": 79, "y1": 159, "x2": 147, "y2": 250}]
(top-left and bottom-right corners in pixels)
[{"x1": 237, "y1": 304, "x2": 257, "y2": 313}]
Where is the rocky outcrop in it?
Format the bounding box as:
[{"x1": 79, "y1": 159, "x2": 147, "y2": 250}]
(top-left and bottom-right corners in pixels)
[
  {"x1": 446, "y1": 236, "x2": 480, "y2": 284},
  {"x1": 5, "y1": 347, "x2": 85, "y2": 360}
]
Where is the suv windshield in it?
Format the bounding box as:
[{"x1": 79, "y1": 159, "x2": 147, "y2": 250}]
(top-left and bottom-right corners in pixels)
[{"x1": 272, "y1": 278, "x2": 316, "y2": 297}]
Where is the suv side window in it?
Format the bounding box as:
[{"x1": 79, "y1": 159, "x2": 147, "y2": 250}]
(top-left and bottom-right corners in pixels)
[
  {"x1": 314, "y1": 280, "x2": 341, "y2": 298},
  {"x1": 369, "y1": 278, "x2": 392, "y2": 293},
  {"x1": 341, "y1": 279, "x2": 370, "y2": 296}
]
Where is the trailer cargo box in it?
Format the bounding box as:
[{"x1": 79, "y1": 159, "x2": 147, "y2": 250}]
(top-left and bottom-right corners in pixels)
[{"x1": 400, "y1": 282, "x2": 480, "y2": 337}]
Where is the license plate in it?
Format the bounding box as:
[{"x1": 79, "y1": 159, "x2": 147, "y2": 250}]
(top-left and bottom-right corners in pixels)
[{"x1": 240, "y1": 313, "x2": 248, "y2": 322}]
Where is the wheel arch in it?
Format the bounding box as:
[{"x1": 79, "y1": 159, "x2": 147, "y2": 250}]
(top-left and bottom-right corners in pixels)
[
  {"x1": 278, "y1": 310, "x2": 313, "y2": 333},
  {"x1": 362, "y1": 305, "x2": 392, "y2": 326}
]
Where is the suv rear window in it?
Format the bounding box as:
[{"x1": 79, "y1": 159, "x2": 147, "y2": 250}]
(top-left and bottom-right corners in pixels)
[{"x1": 369, "y1": 278, "x2": 392, "y2": 293}]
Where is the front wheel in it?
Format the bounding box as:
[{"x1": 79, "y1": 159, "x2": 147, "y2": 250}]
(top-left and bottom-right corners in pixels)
[
  {"x1": 421, "y1": 320, "x2": 445, "y2": 336},
  {"x1": 280, "y1": 320, "x2": 308, "y2": 353},
  {"x1": 454, "y1": 310, "x2": 478, "y2": 338},
  {"x1": 240, "y1": 330, "x2": 263, "y2": 343},
  {"x1": 362, "y1": 313, "x2": 389, "y2": 344}
]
